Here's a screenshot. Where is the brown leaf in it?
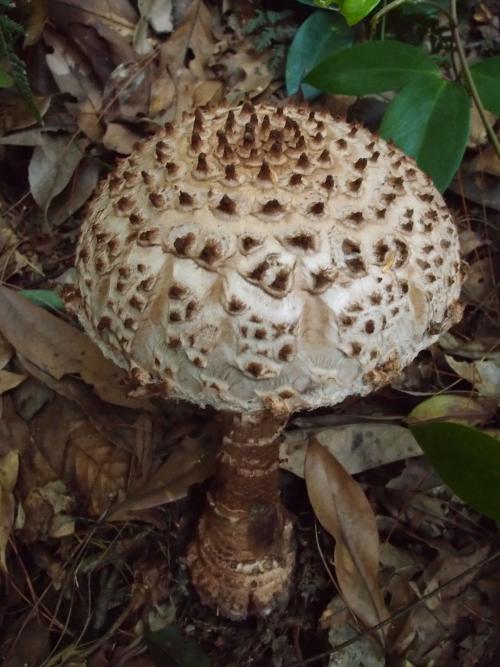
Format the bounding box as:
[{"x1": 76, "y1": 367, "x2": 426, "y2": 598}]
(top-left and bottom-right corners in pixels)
[
  {"x1": 0, "y1": 451, "x2": 18, "y2": 572},
  {"x1": 28, "y1": 134, "x2": 89, "y2": 216},
  {"x1": 160, "y1": 0, "x2": 218, "y2": 118},
  {"x1": 462, "y1": 256, "x2": 497, "y2": 305},
  {"x1": 0, "y1": 615, "x2": 50, "y2": 667},
  {"x1": 0, "y1": 287, "x2": 151, "y2": 409},
  {"x1": 0, "y1": 223, "x2": 42, "y2": 281},
  {"x1": 109, "y1": 435, "x2": 216, "y2": 521},
  {"x1": 0, "y1": 333, "x2": 14, "y2": 369},
  {"x1": 102, "y1": 122, "x2": 143, "y2": 154},
  {"x1": 0, "y1": 487, "x2": 15, "y2": 572},
  {"x1": 20, "y1": 0, "x2": 49, "y2": 46},
  {"x1": 305, "y1": 438, "x2": 389, "y2": 644},
  {"x1": 49, "y1": 156, "x2": 101, "y2": 226},
  {"x1": 67, "y1": 422, "x2": 130, "y2": 516},
  {"x1": 19, "y1": 357, "x2": 151, "y2": 453},
  {"x1": 135, "y1": 0, "x2": 174, "y2": 54},
  {"x1": 28, "y1": 395, "x2": 134, "y2": 517},
  {"x1": 0, "y1": 370, "x2": 26, "y2": 395}
]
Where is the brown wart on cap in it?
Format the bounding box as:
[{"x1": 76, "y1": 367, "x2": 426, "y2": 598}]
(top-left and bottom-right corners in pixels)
[{"x1": 69, "y1": 103, "x2": 463, "y2": 622}]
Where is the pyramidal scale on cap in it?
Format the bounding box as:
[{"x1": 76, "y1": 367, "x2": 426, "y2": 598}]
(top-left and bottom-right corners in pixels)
[{"x1": 66, "y1": 102, "x2": 464, "y2": 620}]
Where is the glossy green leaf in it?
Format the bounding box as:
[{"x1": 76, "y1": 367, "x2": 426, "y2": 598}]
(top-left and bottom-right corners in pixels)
[
  {"x1": 0, "y1": 67, "x2": 13, "y2": 87},
  {"x1": 305, "y1": 40, "x2": 440, "y2": 94},
  {"x1": 286, "y1": 10, "x2": 353, "y2": 99},
  {"x1": 412, "y1": 422, "x2": 500, "y2": 522},
  {"x1": 19, "y1": 290, "x2": 64, "y2": 311},
  {"x1": 380, "y1": 76, "x2": 470, "y2": 191},
  {"x1": 470, "y1": 56, "x2": 500, "y2": 116},
  {"x1": 146, "y1": 627, "x2": 211, "y2": 667},
  {"x1": 340, "y1": 0, "x2": 382, "y2": 25}
]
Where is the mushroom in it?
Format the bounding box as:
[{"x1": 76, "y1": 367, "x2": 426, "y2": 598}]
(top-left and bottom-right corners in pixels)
[{"x1": 68, "y1": 103, "x2": 464, "y2": 620}]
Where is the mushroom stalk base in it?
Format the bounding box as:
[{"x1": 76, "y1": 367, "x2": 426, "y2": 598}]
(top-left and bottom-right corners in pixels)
[{"x1": 187, "y1": 411, "x2": 295, "y2": 620}]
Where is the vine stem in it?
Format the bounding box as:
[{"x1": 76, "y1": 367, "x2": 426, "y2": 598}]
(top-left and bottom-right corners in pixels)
[
  {"x1": 449, "y1": 0, "x2": 500, "y2": 159},
  {"x1": 369, "y1": 0, "x2": 407, "y2": 39}
]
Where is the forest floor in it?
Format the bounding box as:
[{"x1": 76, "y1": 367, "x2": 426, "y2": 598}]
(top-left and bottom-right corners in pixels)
[{"x1": 1, "y1": 1, "x2": 500, "y2": 665}]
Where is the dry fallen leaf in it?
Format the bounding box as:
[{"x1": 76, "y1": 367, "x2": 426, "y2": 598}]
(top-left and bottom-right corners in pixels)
[
  {"x1": 49, "y1": 156, "x2": 101, "y2": 226},
  {"x1": 462, "y1": 256, "x2": 497, "y2": 305},
  {"x1": 0, "y1": 450, "x2": 19, "y2": 572},
  {"x1": 0, "y1": 333, "x2": 14, "y2": 369},
  {"x1": 135, "y1": 0, "x2": 174, "y2": 54},
  {"x1": 0, "y1": 370, "x2": 27, "y2": 395},
  {"x1": 439, "y1": 332, "x2": 500, "y2": 360},
  {"x1": 160, "y1": 0, "x2": 219, "y2": 118},
  {"x1": 281, "y1": 423, "x2": 422, "y2": 479},
  {"x1": 0, "y1": 221, "x2": 42, "y2": 281},
  {"x1": 305, "y1": 438, "x2": 389, "y2": 645},
  {"x1": 0, "y1": 286, "x2": 151, "y2": 409},
  {"x1": 67, "y1": 421, "x2": 130, "y2": 516},
  {"x1": 28, "y1": 134, "x2": 89, "y2": 218},
  {"x1": 109, "y1": 435, "x2": 216, "y2": 521},
  {"x1": 445, "y1": 354, "x2": 500, "y2": 399}
]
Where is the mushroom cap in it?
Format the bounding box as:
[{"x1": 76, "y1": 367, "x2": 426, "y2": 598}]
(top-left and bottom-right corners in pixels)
[{"x1": 72, "y1": 103, "x2": 463, "y2": 414}]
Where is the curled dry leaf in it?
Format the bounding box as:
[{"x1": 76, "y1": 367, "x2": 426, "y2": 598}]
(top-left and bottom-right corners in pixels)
[
  {"x1": 445, "y1": 354, "x2": 500, "y2": 399},
  {"x1": 440, "y1": 332, "x2": 500, "y2": 360},
  {"x1": 0, "y1": 286, "x2": 151, "y2": 409},
  {"x1": 305, "y1": 438, "x2": 389, "y2": 645},
  {"x1": 281, "y1": 423, "x2": 421, "y2": 479},
  {"x1": 28, "y1": 134, "x2": 89, "y2": 217},
  {"x1": 49, "y1": 157, "x2": 101, "y2": 227}
]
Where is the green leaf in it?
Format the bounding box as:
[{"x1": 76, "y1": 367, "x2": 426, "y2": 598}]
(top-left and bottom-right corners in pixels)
[
  {"x1": 19, "y1": 290, "x2": 64, "y2": 311},
  {"x1": 0, "y1": 66, "x2": 12, "y2": 87},
  {"x1": 408, "y1": 394, "x2": 493, "y2": 427},
  {"x1": 340, "y1": 0, "x2": 382, "y2": 25},
  {"x1": 145, "y1": 627, "x2": 211, "y2": 667},
  {"x1": 380, "y1": 76, "x2": 470, "y2": 191},
  {"x1": 286, "y1": 10, "x2": 353, "y2": 99},
  {"x1": 411, "y1": 422, "x2": 500, "y2": 522},
  {"x1": 305, "y1": 40, "x2": 440, "y2": 95},
  {"x1": 470, "y1": 56, "x2": 500, "y2": 117},
  {"x1": 295, "y1": 0, "x2": 339, "y2": 10}
]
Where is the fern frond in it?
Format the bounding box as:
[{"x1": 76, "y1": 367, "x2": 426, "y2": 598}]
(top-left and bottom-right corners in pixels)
[{"x1": 0, "y1": 11, "x2": 41, "y2": 121}]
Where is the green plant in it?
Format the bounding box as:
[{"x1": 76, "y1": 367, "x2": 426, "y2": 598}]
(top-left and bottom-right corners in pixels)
[
  {"x1": 286, "y1": 0, "x2": 500, "y2": 191},
  {"x1": 0, "y1": 0, "x2": 40, "y2": 120},
  {"x1": 244, "y1": 10, "x2": 297, "y2": 74}
]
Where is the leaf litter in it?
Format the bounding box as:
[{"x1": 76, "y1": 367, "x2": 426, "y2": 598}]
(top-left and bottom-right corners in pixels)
[{"x1": 0, "y1": 0, "x2": 500, "y2": 665}]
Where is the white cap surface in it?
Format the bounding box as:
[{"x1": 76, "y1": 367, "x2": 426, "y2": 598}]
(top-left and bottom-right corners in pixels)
[{"x1": 71, "y1": 103, "x2": 463, "y2": 413}]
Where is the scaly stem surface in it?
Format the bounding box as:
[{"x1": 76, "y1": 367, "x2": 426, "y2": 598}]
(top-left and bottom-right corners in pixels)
[{"x1": 188, "y1": 411, "x2": 295, "y2": 620}]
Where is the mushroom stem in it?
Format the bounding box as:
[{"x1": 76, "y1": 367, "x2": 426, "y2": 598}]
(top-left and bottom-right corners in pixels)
[{"x1": 187, "y1": 411, "x2": 295, "y2": 620}]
